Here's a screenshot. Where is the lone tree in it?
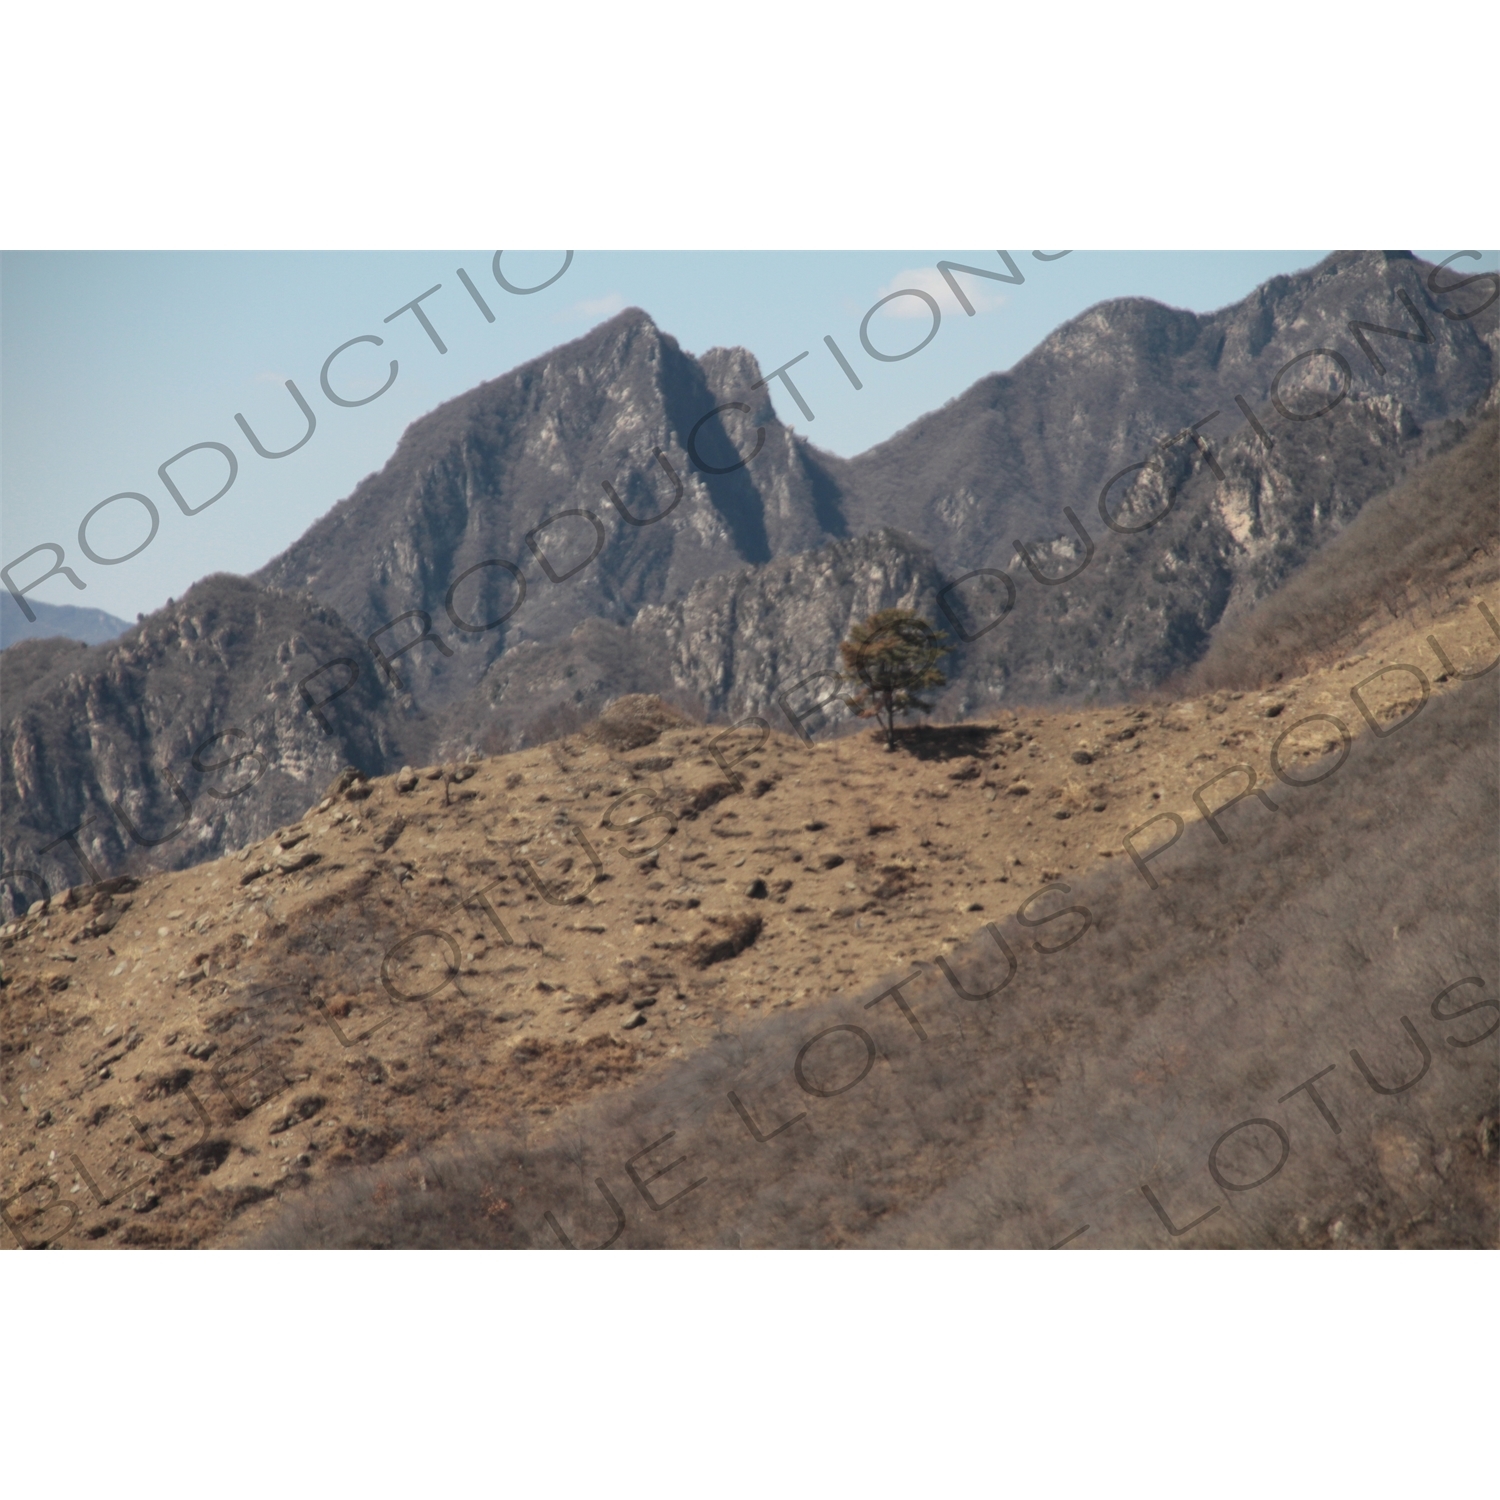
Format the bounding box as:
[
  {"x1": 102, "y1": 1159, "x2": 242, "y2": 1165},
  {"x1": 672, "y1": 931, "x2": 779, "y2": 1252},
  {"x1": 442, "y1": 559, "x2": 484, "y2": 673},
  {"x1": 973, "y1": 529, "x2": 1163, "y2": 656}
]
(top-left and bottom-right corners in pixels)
[{"x1": 839, "y1": 608, "x2": 949, "y2": 751}]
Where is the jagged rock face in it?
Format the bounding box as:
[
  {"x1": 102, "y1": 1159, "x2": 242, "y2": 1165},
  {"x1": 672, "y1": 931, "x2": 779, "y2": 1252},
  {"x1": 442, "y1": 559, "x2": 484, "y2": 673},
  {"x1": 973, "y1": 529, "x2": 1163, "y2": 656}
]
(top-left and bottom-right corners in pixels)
[
  {"x1": 5, "y1": 253, "x2": 1496, "y2": 898},
  {"x1": 938, "y1": 389, "x2": 1489, "y2": 705},
  {"x1": 254, "y1": 252, "x2": 1496, "y2": 728},
  {"x1": 254, "y1": 309, "x2": 848, "y2": 712},
  {"x1": 1, "y1": 575, "x2": 415, "y2": 914},
  {"x1": 840, "y1": 251, "x2": 1496, "y2": 576},
  {"x1": 429, "y1": 530, "x2": 942, "y2": 753},
  {"x1": 634, "y1": 529, "x2": 943, "y2": 727},
  {"x1": 444, "y1": 391, "x2": 1488, "y2": 747}
]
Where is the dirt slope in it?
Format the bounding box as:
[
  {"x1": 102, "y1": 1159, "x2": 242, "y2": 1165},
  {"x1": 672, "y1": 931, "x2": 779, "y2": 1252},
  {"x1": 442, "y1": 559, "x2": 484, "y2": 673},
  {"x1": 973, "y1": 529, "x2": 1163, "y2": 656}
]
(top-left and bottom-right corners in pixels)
[{"x1": 3, "y1": 585, "x2": 1496, "y2": 1249}]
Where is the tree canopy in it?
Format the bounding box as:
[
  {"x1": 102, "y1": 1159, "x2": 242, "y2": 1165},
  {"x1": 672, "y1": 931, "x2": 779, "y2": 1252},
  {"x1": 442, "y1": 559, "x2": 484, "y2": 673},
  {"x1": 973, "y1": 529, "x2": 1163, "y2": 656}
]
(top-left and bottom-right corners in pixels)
[{"x1": 838, "y1": 608, "x2": 949, "y2": 749}]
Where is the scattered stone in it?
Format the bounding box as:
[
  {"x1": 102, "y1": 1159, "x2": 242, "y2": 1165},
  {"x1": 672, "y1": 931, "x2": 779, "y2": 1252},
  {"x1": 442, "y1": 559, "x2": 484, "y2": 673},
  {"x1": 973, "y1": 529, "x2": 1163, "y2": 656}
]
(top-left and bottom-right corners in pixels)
[
  {"x1": 819, "y1": 853, "x2": 845, "y2": 870},
  {"x1": 143, "y1": 1067, "x2": 195, "y2": 1100},
  {"x1": 324, "y1": 766, "x2": 367, "y2": 799},
  {"x1": 396, "y1": 767, "x2": 419, "y2": 792},
  {"x1": 1008, "y1": 782, "x2": 1031, "y2": 796},
  {"x1": 269, "y1": 1094, "x2": 326, "y2": 1134},
  {"x1": 374, "y1": 816, "x2": 406, "y2": 852},
  {"x1": 677, "y1": 778, "x2": 738, "y2": 820},
  {"x1": 622, "y1": 1010, "x2": 648, "y2": 1030},
  {"x1": 1371, "y1": 1118, "x2": 1439, "y2": 1199},
  {"x1": 276, "y1": 850, "x2": 321, "y2": 875},
  {"x1": 690, "y1": 912, "x2": 763, "y2": 968},
  {"x1": 1071, "y1": 750, "x2": 1094, "y2": 765},
  {"x1": 948, "y1": 762, "x2": 980, "y2": 781},
  {"x1": 746, "y1": 878, "x2": 769, "y2": 899}
]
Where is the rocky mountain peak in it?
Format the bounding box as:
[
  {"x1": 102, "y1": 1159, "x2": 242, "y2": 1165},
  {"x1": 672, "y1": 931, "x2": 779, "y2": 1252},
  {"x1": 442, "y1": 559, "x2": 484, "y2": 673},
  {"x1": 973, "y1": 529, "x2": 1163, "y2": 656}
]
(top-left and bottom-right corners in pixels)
[{"x1": 5, "y1": 253, "x2": 1495, "y2": 912}]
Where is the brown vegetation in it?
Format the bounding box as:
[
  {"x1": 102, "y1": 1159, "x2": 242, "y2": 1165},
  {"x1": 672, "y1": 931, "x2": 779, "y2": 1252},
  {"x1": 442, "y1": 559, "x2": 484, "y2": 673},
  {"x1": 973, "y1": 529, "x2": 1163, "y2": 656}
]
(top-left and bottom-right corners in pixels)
[
  {"x1": 248, "y1": 668, "x2": 1498, "y2": 1249},
  {"x1": 1183, "y1": 408, "x2": 1499, "y2": 693},
  {"x1": 3, "y1": 569, "x2": 1495, "y2": 1249}
]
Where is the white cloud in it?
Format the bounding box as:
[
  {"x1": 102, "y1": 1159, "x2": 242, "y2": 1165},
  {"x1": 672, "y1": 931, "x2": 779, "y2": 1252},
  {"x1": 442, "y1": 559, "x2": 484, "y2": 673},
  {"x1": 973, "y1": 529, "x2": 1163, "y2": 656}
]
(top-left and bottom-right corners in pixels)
[
  {"x1": 872, "y1": 266, "x2": 1008, "y2": 318},
  {"x1": 568, "y1": 292, "x2": 625, "y2": 320}
]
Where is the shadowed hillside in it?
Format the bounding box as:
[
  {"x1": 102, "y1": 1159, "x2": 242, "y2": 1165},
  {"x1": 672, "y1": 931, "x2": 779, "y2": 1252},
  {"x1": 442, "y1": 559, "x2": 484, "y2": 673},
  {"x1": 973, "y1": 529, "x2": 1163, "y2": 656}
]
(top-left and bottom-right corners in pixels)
[
  {"x1": 249, "y1": 668, "x2": 1499, "y2": 1250},
  {"x1": 5, "y1": 561, "x2": 1491, "y2": 1249}
]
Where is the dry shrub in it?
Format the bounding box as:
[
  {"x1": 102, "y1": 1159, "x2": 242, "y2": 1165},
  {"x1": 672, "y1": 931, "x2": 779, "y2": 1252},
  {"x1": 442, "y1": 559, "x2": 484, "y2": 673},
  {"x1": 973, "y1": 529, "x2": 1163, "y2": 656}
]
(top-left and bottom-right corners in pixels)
[{"x1": 588, "y1": 694, "x2": 693, "y2": 751}]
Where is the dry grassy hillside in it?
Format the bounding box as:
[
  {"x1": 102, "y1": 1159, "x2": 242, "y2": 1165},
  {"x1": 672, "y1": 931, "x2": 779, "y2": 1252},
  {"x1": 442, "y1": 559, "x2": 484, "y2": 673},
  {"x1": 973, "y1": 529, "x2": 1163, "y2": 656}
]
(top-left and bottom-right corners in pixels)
[
  {"x1": 251, "y1": 665, "x2": 1498, "y2": 1251},
  {"x1": 249, "y1": 574, "x2": 1499, "y2": 1251},
  {"x1": 3, "y1": 575, "x2": 1495, "y2": 1249}
]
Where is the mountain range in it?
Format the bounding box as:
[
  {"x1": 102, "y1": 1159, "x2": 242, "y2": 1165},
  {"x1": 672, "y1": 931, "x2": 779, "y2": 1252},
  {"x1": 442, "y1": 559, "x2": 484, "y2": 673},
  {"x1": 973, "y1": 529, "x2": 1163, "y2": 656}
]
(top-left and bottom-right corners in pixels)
[
  {"x1": 0, "y1": 594, "x2": 129, "y2": 651},
  {"x1": 3, "y1": 250, "x2": 1496, "y2": 913}
]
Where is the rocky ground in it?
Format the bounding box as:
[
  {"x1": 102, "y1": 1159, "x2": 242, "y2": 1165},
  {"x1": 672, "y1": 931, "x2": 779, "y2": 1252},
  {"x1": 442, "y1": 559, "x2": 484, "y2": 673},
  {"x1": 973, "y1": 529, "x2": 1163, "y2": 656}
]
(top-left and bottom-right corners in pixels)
[{"x1": 3, "y1": 583, "x2": 1496, "y2": 1249}]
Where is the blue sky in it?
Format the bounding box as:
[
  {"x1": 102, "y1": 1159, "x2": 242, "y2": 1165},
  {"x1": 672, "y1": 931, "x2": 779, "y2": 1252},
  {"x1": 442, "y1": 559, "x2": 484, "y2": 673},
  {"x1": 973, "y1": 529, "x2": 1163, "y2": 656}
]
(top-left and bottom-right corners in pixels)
[{"x1": 4, "y1": 249, "x2": 1492, "y2": 622}]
